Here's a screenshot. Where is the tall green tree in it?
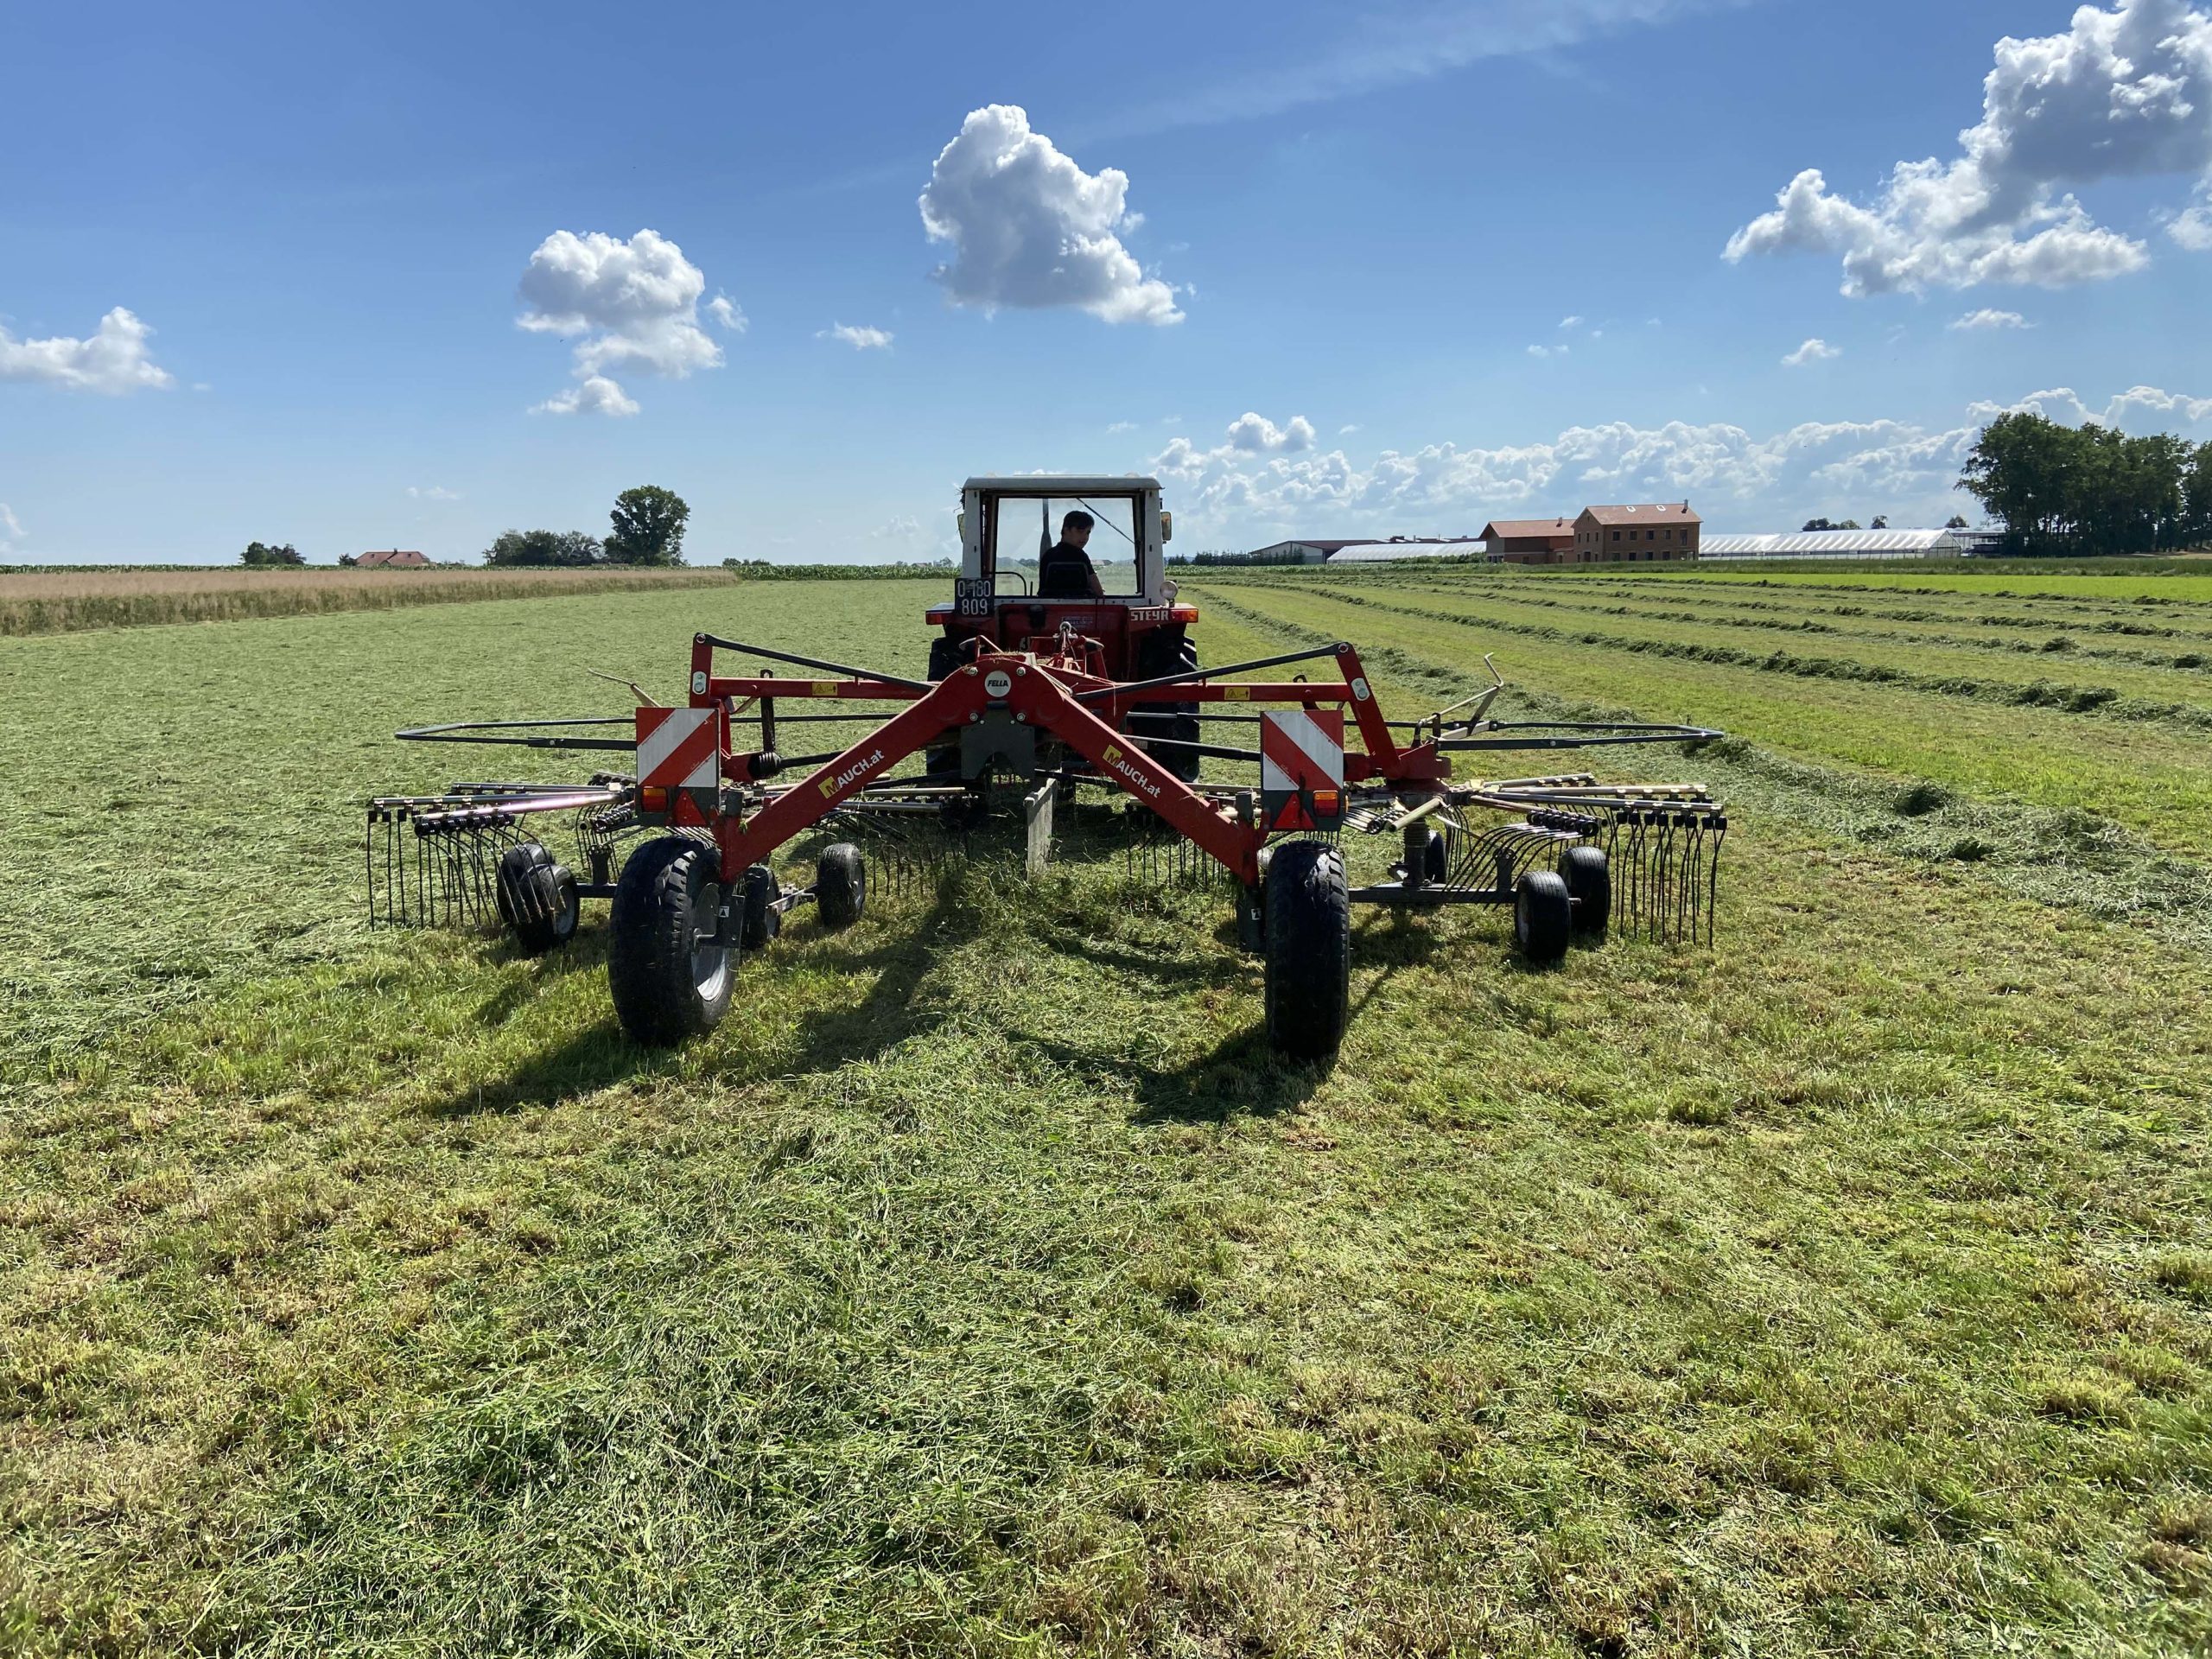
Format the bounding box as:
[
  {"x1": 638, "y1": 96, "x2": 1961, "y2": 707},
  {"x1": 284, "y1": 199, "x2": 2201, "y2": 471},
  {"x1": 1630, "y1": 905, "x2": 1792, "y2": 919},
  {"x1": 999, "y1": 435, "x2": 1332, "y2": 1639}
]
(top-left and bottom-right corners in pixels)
[
  {"x1": 1960, "y1": 413, "x2": 2205, "y2": 556},
  {"x1": 240, "y1": 540, "x2": 305, "y2": 567},
  {"x1": 607, "y1": 486, "x2": 690, "y2": 566}
]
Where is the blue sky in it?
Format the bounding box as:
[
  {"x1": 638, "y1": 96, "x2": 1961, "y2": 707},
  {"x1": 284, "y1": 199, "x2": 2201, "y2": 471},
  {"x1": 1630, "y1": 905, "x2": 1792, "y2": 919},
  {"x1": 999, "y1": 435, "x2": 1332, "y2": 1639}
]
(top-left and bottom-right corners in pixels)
[{"x1": 4, "y1": 0, "x2": 2210, "y2": 563}]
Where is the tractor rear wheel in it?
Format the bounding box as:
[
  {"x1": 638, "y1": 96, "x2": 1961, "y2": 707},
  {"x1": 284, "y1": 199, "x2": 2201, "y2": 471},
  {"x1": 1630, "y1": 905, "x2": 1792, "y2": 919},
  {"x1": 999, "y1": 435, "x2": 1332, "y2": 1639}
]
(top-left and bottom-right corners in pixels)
[
  {"x1": 1263, "y1": 840, "x2": 1350, "y2": 1060},
  {"x1": 1128, "y1": 634, "x2": 1203, "y2": 783},
  {"x1": 925, "y1": 635, "x2": 963, "y2": 780},
  {"x1": 608, "y1": 837, "x2": 732, "y2": 1046},
  {"x1": 1560, "y1": 845, "x2": 1611, "y2": 940},
  {"x1": 816, "y1": 842, "x2": 866, "y2": 929},
  {"x1": 495, "y1": 841, "x2": 580, "y2": 955},
  {"x1": 1514, "y1": 869, "x2": 1573, "y2": 966}
]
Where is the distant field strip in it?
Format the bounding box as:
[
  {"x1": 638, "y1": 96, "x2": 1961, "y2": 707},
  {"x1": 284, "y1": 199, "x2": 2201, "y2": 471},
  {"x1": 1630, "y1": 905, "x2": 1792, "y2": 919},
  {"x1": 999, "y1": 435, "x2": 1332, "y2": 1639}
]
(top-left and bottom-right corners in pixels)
[
  {"x1": 1192, "y1": 586, "x2": 2212, "y2": 944},
  {"x1": 0, "y1": 566, "x2": 749, "y2": 635},
  {"x1": 1190, "y1": 580, "x2": 2212, "y2": 856},
  {"x1": 1223, "y1": 576, "x2": 2212, "y2": 734},
  {"x1": 1349, "y1": 577, "x2": 2212, "y2": 670},
  {"x1": 1535, "y1": 565, "x2": 2212, "y2": 602}
]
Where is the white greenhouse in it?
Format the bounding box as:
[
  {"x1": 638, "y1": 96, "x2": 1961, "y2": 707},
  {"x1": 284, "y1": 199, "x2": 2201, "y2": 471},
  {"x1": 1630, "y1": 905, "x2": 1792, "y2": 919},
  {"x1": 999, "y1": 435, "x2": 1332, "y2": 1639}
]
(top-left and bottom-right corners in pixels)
[{"x1": 1700, "y1": 528, "x2": 1966, "y2": 562}]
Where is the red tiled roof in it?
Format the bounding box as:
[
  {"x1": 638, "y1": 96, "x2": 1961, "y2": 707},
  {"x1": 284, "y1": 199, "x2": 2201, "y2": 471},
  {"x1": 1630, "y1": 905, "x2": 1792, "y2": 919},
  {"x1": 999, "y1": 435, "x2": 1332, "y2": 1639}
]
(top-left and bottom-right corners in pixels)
[
  {"x1": 1576, "y1": 504, "x2": 1700, "y2": 526},
  {"x1": 357, "y1": 550, "x2": 429, "y2": 568},
  {"x1": 1481, "y1": 518, "x2": 1573, "y2": 540}
]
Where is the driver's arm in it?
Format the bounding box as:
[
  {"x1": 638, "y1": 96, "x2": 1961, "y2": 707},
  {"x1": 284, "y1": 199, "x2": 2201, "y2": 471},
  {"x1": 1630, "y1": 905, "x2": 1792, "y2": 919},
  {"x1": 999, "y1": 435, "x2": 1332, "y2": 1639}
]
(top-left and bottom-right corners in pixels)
[{"x1": 1082, "y1": 550, "x2": 1105, "y2": 597}]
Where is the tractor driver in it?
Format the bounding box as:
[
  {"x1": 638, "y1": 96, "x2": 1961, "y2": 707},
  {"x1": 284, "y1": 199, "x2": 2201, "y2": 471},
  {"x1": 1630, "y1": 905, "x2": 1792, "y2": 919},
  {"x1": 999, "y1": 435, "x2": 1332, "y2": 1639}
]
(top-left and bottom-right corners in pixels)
[{"x1": 1038, "y1": 510, "x2": 1106, "y2": 600}]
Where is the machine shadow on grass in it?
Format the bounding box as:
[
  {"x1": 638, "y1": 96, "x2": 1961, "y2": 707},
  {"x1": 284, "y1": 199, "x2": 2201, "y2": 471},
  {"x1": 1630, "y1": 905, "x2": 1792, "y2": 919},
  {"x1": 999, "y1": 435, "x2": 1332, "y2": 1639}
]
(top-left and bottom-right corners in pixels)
[{"x1": 423, "y1": 889, "x2": 964, "y2": 1117}]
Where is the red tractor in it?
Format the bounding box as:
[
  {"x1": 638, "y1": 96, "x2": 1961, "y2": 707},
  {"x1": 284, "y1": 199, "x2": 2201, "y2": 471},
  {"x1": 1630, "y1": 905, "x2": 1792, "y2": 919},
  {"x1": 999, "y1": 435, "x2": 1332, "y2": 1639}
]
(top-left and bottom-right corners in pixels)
[
  {"x1": 925, "y1": 476, "x2": 1203, "y2": 781},
  {"x1": 370, "y1": 475, "x2": 1727, "y2": 1059}
]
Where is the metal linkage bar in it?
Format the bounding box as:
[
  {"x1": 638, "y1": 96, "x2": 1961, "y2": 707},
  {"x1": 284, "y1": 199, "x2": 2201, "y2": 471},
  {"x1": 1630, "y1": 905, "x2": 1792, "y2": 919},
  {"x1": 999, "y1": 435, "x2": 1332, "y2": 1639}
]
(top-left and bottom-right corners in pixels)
[
  {"x1": 396, "y1": 717, "x2": 636, "y2": 751},
  {"x1": 1071, "y1": 643, "x2": 1348, "y2": 704},
  {"x1": 1436, "y1": 721, "x2": 1723, "y2": 752},
  {"x1": 695, "y1": 633, "x2": 932, "y2": 693}
]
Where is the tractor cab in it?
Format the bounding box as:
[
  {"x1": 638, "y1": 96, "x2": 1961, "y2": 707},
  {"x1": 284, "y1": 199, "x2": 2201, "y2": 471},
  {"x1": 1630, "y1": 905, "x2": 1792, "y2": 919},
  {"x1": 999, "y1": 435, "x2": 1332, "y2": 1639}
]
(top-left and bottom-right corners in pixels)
[
  {"x1": 925, "y1": 475, "x2": 1204, "y2": 780},
  {"x1": 925, "y1": 476, "x2": 1196, "y2": 682}
]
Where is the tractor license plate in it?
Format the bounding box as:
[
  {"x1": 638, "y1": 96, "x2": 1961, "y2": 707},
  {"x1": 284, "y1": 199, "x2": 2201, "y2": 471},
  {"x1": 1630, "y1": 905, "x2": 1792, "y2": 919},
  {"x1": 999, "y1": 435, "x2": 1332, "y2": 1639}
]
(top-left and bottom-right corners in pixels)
[{"x1": 954, "y1": 577, "x2": 995, "y2": 617}]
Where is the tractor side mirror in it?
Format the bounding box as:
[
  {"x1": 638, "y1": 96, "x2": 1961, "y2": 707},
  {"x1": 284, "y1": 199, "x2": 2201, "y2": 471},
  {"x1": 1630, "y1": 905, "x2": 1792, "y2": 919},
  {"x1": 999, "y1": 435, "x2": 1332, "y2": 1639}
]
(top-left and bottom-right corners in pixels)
[
  {"x1": 956, "y1": 511, "x2": 967, "y2": 544},
  {"x1": 1159, "y1": 510, "x2": 1173, "y2": 543}
]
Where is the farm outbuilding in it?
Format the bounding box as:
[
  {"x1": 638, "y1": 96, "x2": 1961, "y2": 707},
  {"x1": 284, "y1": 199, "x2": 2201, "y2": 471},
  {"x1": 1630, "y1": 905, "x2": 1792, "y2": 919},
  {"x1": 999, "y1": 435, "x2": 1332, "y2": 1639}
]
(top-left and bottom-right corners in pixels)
[
  {"x1": 1700, "y1": 529, "x2": 1965, "y2": 562},
  {"x1": 355, "y1": 549, "x2": 429, "y2": 569},
  {"x1": 1481, "y1": 518, "x2": 1577, "y2": 563}
]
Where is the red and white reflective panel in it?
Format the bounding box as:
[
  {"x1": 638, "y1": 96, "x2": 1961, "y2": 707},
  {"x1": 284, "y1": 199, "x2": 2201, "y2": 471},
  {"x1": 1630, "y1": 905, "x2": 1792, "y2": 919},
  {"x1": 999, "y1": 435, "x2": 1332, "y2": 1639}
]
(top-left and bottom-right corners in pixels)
[
  {"x1": 1260, "y1": 709, "x2": 1344, "y2": 831},
  {"x1": 635, "y1": 704, "x2": 721, "y2": 790}
]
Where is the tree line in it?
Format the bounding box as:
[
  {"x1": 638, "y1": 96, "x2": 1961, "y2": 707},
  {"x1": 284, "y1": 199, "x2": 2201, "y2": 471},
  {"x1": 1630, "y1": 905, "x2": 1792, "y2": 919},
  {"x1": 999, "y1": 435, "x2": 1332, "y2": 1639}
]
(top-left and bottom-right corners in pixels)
[
  {"x1": 236, "y1": 485, "x2": 692, "y2": 568},
  {"x1": 483, "y1": 485, "x2": 690, "y2": 567},
  {"x1": 1960, "y1": 411, "x2": 2212, "y2": 556}
]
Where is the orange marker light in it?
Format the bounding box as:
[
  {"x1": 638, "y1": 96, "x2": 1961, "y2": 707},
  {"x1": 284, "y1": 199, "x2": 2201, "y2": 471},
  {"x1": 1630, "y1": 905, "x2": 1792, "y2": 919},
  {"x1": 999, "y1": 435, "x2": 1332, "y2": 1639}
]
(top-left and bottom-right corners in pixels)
[{"x1": 639, "y1": 785, "x2": 670, "y2": 813}]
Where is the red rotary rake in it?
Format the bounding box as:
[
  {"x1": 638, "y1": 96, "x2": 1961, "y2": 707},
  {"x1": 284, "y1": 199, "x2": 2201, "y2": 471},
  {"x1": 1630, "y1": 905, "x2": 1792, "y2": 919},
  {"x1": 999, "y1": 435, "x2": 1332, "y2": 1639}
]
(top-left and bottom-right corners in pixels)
[{"x1": 367, "y1": 476, "x2": 1726, "y2": 1058}]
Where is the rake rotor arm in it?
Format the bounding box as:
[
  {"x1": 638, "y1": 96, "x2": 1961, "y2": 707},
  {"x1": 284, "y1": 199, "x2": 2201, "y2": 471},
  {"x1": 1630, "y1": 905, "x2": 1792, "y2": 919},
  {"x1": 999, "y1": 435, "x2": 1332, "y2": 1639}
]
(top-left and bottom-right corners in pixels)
[
  {"x1": 709, "y1": 671, "x2": 985, "y2": 875},
  {"x1": 693, "y1": 632, "x2": 932, "y2": 693},
  {"x1": 395, "y1": 717, "x2": 638, "y2": 752},
  {"x1": 1013, "y1": 669, "x2": 1262, "y2": 885}
]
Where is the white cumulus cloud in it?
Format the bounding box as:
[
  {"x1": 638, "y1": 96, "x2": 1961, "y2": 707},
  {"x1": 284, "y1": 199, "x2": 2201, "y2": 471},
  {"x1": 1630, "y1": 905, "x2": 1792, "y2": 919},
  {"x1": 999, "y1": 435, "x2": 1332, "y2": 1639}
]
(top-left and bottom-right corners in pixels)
[
  {"x1": 1783, "y1": 338, "x2": 1840, "y2": 365},
  {"x1": 2170, "y1": 181, "x2": 2212, "y2": 247},
  {"x1": 0, "y1": 503, "x2": 22, "y2": 551},
  {"x1": 707, "y1": 293, "x2": 747, "y2": 332},
  {"x1": 1528, "y1": 343, "x2": 1567, "y2": 359},
  {"x1": 1726, "y1": 0, "x2": 2212, "y2": 294},
  {"x1": 518, "y1": 229, "x2": 728, "y2": 415},
  {"x1": 1147, "y1": 385, "x2": 2212, "y2": 546},
  {"x1": 531, "y1": 375, "x2": 640, "y2": 418},
  {"x1": 1972, "y1": 383, "x2": 2212, "y2": 425},
  {"x1": 918, "y1": 104, "x2": 1181, "y2": 325},
  {"x1": 1225, "y1": 411, "x2": 1315, "y2": 453},
  {"x1": 408, "y1": 485, "x2": 461, "y2": 500},
  {"x1": 819, "y1": 322, "x2": 893, "y2": 350},
  {"x1": 0, "y1": 306, "x2": 173, "y2": 393},
  {"x1": 1106, "y1": 420, "x2": 1138, "y2": 433},
  {"x1": 1950, "y1": 308, "x2": 2031, "y2": 330}
]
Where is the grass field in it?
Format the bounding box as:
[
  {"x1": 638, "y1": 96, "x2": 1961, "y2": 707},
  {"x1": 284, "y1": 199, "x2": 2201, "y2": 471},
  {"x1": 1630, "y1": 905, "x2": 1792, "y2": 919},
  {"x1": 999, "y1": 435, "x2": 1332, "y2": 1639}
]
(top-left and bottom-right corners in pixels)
[
  {"x1": 0, "y1": 566, "x2": 752, "y2": 636},
  {"x1": 4, "y1": 566, "x2": 2210, "y2": 1656}
]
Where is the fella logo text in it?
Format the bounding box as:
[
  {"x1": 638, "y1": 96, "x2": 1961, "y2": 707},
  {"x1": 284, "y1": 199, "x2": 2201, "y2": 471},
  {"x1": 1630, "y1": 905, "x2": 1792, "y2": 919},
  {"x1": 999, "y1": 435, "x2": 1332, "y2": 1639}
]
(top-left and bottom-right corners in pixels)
[{"x1": 819, "y1": 748, "x2": 886, "y2": 798}]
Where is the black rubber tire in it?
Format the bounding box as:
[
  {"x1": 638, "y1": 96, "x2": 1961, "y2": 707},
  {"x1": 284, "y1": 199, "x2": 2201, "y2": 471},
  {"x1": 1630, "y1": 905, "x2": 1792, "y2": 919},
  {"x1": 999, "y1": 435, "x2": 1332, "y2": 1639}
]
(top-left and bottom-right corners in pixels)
[
  {"x1": 925, "y1": 634, "x2": 963, "y2": 780},
  {"x1": 607, "y1": 837, "x2": 732, "y2": 1046},
  {"x1": 1262, "y1": 840, "x2": 1351, "y2": 1060},
  {"x1": 816, "y1": 842, "x2": 866, "y2": 929},
  {"x1": 1514, "y1": 868, "x2": 1573, "y2": 966},
  {"x1": 1560, "y1": 845, "x2": 1611, "y2": 940},
  {"x1": 495, "y1": 842, "x2": 580, "y2": 956},
  {"x1": 740, "y1": 864, "x2": 781, "y2": 950},
  {"x1": 1422, "y1": 829, "x2": 1450, "y2": 885}
]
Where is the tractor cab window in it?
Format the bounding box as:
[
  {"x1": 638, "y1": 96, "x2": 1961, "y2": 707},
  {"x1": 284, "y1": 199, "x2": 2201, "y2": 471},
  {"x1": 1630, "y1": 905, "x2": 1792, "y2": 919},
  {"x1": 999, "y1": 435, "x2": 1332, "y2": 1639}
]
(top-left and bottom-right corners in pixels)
[{"x1": 988, "y1": 494, "x2": 1141, "y2": 598}]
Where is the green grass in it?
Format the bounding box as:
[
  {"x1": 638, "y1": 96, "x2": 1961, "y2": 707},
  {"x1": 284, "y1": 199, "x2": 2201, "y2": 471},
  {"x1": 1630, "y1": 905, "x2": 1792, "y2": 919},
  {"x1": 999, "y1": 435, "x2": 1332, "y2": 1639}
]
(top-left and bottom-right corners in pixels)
[
  {"x1": 1520, "y1": 563, "x2": 2212, "y2": 602},
  {"x1": 3, "y1": 575, "x2": 2210, "y2": 1656}
]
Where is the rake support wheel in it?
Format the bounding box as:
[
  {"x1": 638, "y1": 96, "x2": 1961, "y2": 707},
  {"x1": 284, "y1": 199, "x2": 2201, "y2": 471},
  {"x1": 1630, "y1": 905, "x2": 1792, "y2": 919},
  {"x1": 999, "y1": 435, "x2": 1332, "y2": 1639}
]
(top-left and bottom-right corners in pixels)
[
  {"x1": 816, "y1": 842, "x2": 866, "y2": 929},
  {"x1": 1560, "y1": 845, "x2": 1611, "y2": 940},
  {"x1": 495, "y1": 841, "x2": 580, "y2": 956},
  {"x1": 1514, "y1": 869, "x2": 1573, "y2": 967},
  {"x1": 608, "y1": 836, "x2": 733, "y2": 1046},
  {"x1": 1263, "y1": 840, "x2": 1350, "y2": 1060}
]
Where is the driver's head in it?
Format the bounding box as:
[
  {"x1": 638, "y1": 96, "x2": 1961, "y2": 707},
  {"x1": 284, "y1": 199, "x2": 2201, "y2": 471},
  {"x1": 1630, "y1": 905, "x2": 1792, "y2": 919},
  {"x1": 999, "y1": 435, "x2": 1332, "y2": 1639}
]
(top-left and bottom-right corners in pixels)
[{"x1": 1061, "y1": 509, "x2": 1094, "y2": 549}]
